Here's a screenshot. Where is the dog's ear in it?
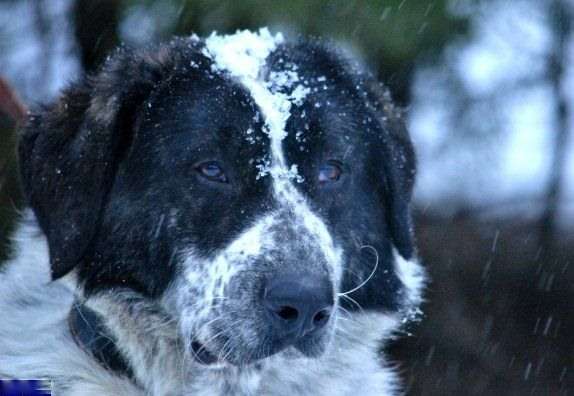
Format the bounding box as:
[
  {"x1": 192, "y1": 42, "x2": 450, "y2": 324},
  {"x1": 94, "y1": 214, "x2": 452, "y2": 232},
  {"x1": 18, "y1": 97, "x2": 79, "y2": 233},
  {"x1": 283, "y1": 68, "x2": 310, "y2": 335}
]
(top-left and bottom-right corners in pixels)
[
  {"x1": 368, "y1": 82, "x2": 417, "y2": 260},
  {"x1": 19, "y1": 46, "x2": 175, "y2": 279},
  {"x1": 383, "y1": 115, "x2": 416, "y2": 260}
]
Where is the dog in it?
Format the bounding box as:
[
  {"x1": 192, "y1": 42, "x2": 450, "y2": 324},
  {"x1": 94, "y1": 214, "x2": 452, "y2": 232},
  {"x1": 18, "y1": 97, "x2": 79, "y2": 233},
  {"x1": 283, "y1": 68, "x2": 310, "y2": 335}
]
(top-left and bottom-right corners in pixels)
[{"x1": 0, "y1": 29, "x2": 424, "y2": 395}]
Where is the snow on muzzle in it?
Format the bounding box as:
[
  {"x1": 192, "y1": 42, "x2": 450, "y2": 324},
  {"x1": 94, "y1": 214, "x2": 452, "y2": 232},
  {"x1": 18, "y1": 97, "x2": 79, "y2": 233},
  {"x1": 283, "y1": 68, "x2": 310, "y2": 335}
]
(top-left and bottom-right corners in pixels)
[{"x1": 173, "y1": 206, "x2": 342, "y2": 365}]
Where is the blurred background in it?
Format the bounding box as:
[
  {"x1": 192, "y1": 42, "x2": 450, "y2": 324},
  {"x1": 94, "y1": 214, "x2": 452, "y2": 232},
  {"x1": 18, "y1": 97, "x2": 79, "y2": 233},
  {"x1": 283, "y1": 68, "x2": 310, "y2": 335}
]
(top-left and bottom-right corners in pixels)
[{"x1": 0, "y1": 0, "x2": 572, "y2": 394}]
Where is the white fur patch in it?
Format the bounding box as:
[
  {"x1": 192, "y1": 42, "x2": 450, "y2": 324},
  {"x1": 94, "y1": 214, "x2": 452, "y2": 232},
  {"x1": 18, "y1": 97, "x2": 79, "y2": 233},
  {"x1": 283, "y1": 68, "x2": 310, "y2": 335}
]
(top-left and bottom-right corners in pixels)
[
  {"x1": 393, "y1": 249, "x2": 426, "y2": 324},
  {"x1": 259, "y1": 311, "x2": 403, "y2": 396},
  {"x1": 0, "y1": 212, "x2": 142, "y2": 396},
  {"x1": 173, "y1": 215, "x2": 276, "y2": 329}
]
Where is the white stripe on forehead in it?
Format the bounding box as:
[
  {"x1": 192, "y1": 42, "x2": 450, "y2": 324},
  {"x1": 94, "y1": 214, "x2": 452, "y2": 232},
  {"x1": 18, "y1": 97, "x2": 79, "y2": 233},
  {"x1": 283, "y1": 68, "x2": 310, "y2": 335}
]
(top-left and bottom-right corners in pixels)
[
  {"x1": 203, "y1": 28, "x2": 341, "y2": 274},
  {"x1": 202, "y1": 28, "x2": 306, "y2": 181}
]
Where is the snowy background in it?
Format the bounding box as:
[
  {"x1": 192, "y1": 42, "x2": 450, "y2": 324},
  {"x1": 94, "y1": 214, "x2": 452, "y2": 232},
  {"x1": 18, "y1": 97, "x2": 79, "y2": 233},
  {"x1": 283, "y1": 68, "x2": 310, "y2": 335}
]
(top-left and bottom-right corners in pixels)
[
  {"x1": 0, "y1": 0, "x2": 572, "y2": 394},
  {"x1": 411, "y1": 0, "x2": 574, "y2": 226}
]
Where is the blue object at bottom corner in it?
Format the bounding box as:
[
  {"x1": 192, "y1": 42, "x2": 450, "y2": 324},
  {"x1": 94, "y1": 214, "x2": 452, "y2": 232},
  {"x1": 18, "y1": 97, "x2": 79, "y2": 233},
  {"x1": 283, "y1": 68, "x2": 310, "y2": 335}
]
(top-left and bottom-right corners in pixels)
[{"x1": 0, "y1": 380, "x2": 52, "y2": 396}]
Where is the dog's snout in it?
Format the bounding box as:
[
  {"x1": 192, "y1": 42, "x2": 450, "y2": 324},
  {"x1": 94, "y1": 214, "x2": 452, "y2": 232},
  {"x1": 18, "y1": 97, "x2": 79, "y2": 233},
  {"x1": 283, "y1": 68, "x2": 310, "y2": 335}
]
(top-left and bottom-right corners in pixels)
[{"x1": 264, "y1": 274, "x2": 334, "y2": 339}]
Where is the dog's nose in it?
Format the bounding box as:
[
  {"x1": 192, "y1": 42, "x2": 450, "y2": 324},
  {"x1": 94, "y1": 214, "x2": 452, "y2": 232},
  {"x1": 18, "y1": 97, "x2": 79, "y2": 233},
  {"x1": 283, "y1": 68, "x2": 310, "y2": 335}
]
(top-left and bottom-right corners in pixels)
[{"x1": 264, "y1": 274, "x2": 334, "y2": 338}]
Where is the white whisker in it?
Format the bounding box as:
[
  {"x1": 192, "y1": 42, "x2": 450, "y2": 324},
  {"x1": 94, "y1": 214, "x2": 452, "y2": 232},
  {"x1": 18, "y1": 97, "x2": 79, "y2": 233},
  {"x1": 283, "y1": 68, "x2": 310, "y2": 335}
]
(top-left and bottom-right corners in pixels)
[{"x1": 337, "y1": 245, "x2": 379, "y2": 297}]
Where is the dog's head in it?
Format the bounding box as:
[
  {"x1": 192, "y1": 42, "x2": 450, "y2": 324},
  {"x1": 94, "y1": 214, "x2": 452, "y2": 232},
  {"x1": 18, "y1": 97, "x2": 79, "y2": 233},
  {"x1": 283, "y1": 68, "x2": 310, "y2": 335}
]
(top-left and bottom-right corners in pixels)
[{"x1": 19, "y1": 30, "x2": 422, "y2": 367}]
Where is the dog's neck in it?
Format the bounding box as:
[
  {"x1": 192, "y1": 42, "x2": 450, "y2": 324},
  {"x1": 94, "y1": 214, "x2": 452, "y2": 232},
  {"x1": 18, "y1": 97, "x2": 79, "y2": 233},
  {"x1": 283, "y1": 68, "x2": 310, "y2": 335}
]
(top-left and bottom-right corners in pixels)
[
  {"x1": 82, "y1": 291, "x2": 191, "y2": 394},
  {"x1": 68, "y1": 302, "x2": 134, "y2": 380}
]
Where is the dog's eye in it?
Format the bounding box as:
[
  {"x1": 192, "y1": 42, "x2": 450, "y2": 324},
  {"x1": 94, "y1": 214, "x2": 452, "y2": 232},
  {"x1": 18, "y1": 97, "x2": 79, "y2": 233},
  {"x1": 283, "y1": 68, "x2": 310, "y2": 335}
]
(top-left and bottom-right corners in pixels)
[
  {"x1": 318, "y1": 162, "x2": 342, "y2": 183},
  {"x1": 196, "y1": 161, "x2": 228, "y2": 183}
]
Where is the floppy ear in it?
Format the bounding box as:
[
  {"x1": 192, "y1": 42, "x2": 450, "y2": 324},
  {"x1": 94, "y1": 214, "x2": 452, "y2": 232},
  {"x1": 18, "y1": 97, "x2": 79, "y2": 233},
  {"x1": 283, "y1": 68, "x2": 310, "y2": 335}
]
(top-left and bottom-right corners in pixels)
[
  {"x1": 368, "y1": 82, "x2": 417, "y2": 260},
  {"x1": 382, "y1": 116, "x2": 416, "y2": 259},
  {"x1": 19, "y1": 46, "x2": 175, "y2": 279}
]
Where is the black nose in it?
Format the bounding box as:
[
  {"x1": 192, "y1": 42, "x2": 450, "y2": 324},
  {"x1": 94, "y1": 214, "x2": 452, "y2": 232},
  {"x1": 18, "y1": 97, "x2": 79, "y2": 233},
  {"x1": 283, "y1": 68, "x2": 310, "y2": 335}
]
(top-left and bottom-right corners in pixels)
[{"x1": 264, "y1": 274, "x2": 334, "y2": 339}]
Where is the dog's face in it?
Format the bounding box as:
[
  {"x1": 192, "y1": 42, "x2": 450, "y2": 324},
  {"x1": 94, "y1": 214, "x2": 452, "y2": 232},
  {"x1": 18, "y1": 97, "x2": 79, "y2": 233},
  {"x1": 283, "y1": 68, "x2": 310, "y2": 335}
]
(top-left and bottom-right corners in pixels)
[{"x1": 20, "y1": 30, "x2": 420, "y2": 367}]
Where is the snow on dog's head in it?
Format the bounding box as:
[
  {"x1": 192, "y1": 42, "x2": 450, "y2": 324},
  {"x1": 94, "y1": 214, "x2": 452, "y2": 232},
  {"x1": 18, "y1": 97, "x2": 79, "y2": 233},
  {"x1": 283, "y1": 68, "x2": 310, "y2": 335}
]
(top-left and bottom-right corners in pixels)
[{"x1": 19, "y1": 29, "x2": 423, "y2": 367}]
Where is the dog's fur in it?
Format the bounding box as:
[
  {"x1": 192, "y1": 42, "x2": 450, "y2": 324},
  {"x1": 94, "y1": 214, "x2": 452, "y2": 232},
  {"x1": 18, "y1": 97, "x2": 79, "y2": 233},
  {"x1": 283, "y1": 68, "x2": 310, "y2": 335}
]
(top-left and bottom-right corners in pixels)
[{"x1": 0, "y1": 30, "x2": 424, "y2": 395}]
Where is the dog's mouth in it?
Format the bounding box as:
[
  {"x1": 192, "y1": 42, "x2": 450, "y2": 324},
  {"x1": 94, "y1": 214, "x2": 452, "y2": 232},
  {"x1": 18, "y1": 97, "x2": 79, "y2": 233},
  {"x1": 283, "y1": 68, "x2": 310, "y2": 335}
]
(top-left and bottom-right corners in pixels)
[
  {"x1": 190, "y1": 327, "x2": 332, "y2": 367},
  {"x1": 190, "y1": 338, "x2": 272, "y2": 366}
]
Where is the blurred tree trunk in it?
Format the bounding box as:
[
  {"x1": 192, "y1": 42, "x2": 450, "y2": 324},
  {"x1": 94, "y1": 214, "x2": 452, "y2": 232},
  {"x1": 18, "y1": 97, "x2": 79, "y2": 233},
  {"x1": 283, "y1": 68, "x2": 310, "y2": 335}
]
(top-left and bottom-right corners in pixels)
[
  {"x1": 32, "y1": 0, "x2": 52, "y2": 100},
  {"x1": 74, "y1": 0, "x2": 121, "y2": 72},
  {"x1": 540, "y1": 0, "x2": 572, "y2": 255}
]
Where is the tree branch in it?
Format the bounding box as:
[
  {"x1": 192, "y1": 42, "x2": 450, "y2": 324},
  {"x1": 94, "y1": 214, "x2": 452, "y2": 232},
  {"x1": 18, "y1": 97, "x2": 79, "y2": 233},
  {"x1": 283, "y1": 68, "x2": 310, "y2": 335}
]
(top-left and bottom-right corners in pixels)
[{"x1": 539, "y1": 0, "x2": 572, "y2": 254}]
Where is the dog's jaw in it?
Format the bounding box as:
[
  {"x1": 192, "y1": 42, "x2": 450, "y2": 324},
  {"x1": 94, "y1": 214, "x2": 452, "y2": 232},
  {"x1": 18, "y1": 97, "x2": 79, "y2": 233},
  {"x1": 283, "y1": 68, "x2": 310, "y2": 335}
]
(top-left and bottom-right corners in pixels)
[{"x1": 85, "y1": 284, "x2": 410, "y2": 396}]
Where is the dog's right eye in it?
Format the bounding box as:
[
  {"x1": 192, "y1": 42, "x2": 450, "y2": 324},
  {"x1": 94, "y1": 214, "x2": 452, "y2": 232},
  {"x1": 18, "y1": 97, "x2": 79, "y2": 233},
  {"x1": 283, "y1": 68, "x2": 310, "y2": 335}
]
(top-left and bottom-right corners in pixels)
[{"x1": 196, "y1": 161, "x2": 228, "y2": 183}]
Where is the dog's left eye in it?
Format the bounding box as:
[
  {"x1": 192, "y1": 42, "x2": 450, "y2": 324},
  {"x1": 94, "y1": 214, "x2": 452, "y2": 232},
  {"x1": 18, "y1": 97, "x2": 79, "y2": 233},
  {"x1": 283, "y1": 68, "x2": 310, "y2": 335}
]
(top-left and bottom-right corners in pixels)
[
  {"x1": 196, "y1": 161, "x2": 228, "y2": 183},
  {"x1": 318, "y1": 162, "x2": 342, "y2": 183}
]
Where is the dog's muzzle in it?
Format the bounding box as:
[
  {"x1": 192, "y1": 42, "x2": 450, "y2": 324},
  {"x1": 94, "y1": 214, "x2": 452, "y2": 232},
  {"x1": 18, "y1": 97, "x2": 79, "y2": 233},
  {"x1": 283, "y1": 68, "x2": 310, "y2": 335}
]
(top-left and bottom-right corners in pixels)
[{"x1": 190, "y1": 271, "x2": 336, "y2": 366}]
